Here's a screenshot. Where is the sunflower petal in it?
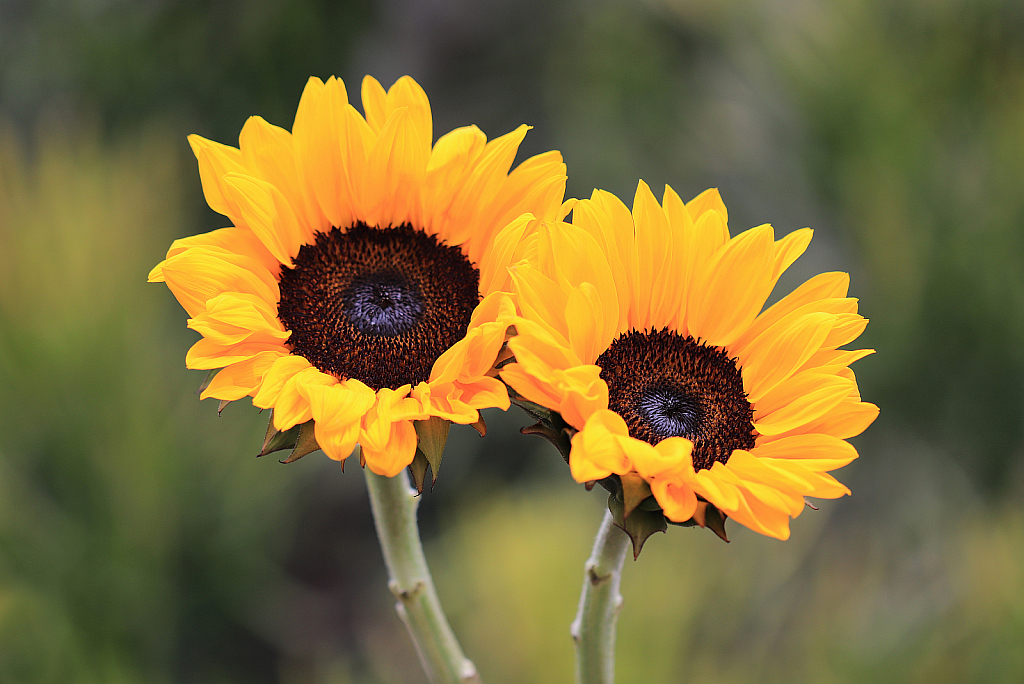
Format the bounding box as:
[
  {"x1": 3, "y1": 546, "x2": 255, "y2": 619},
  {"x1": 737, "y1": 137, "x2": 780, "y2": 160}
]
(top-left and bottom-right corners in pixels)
[
  {"x1": 688, "y1": 223, "x2": 775, "y2": 347},
  {"x1": 753, "y1": 372, "x2": 856, "y2": 435}
]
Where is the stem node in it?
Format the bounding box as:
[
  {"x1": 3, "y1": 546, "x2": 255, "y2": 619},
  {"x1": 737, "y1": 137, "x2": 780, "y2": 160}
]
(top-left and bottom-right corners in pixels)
[
  {"x1": 364, "y1": 469, "x2": 481, "y2": 684},
  {"x1": 573, "y1": 510, "x2": 631, "y2": 684}
]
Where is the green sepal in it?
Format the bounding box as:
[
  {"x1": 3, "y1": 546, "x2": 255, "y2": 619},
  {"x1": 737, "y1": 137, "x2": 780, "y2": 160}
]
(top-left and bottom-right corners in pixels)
[
  {"x1": 197, "y1": 368, "x2": 220, "y2": 395},
  {"x1": 413, "y1": 416, "x2": 450, "y2": 486},
  {"x1": 607, "y1": 493, "x2": 667, "y2": 559},
  {"x1": 217, "y1": 399, "x2": 231, "y2": 415},
  {"x1": 619, "y1": 472, "x2": 653, "y2": 520},
  {"x1": 666, "y1": 499, "x2": 730, "y2": 542},
  {"x1": 638, "y1": 495, "x2": 663, "y2": 512},
  {"x1": 703, "y1": 504, "x2": 729, "y2": 542},
  {"x1": 408, "y1": 448, "x2": 431, "y2": 494},
  {"x1": 520, "y1": 421, "x2": 573, "y2": 464},
  {"x1": 258, "y1": 409, "x2": 300, "y2": 457},
  {"x1": 280, "y1": 420, "x2": 321, "y2": 463},
  {"x1": 511, "y1": 393, "x2": 578, "y2": 464},
  {"x1": 469, "y1": 415, "x2": 487, "y2": 437}
]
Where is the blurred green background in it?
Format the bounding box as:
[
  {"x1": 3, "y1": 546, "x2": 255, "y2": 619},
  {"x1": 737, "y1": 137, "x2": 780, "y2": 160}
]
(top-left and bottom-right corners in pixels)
[{"x1": 2, "y1": 0, "x2": 1022, "y2": 682}]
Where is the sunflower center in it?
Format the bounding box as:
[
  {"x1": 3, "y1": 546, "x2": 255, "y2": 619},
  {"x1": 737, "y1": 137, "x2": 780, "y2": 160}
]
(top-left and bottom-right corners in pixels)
[
  {"x1": 344, "y1": 270, "x2": 423, "y2": 336},
  {"x1": 596, "y1": 328, "x2": 756, "y2": 471},
  {"x1": 277, "y1": 223, "x2": 480, "y2": 391}
]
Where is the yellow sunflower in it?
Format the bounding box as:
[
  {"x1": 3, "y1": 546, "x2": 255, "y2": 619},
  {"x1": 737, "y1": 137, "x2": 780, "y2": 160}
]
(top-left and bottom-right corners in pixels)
[
  {"x1": 149, "y1": 75, "x2": 567, "y2": 477},
  {"x1": 500, "y1": 181, "x2": 877, "y2": 540}
]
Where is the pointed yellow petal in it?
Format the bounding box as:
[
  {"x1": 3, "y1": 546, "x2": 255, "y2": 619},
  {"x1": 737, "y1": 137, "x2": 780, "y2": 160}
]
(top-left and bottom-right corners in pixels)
[
  {"x1": 677, "y1": 208, "x2": 729, "y2": 336},
  {"x1": 360, "y1": 75, "x2": 389, "y2": 133},
  {"x1": 686, "y1": 187, "x2": 728, "y2": 224},
  {"x1": 661, "y1": 184, "x2": 695, "y2": 328},
  {"x1": 163, "y1": 226, "x2": 278, "y2": 273},
  {"x1": 187, "y1": 293, "x2": 288, "y2": 346},
  {"x1": 753, "y1": 372, "x2": 856, "y2": 435},
  {"x1": 725, "y1": 450, "x2": 816, "y2": 494},
  {"x1": 363, "y1": 107, "x2": 427, "y2": 229},
  {"x1": 421, "y1": 125, "x2": 487, "y2": 237},
  {"x1": 735, "y1": 271, "x2": 850, "y2": 350},
  {"x1": 724, "y1": 489, "x2": 793, "y2": 540},
  {"x1": 252, "y1": 355, "x2": 314, "y2": 410},
  {"x1": 787, "y1": 400, "x2": 879, "y2": 440},
  {"x1": 444, "y1": 125, "x2": 531, "y2": 245},
  {"x1": 222, "y1": 173, "x2": 305, "y2": 265},
  {"x1": 186, "y1": 337, "x2": 284, "y2": 370},
  {"x1": 305, "y1": 381, "x2": 376, "y2": 461},
  {"x1": 542, "y1": 221, "x2": 619, "y2": 343},
  {"x1": 291, "y1": 76, "x2": 354, "y2": 229},
  {"x1": 239, "y1": 115, "x2": 323, "y2": 242},
  {"x1": 386, "y1": 76, "x2": 432, "y2": 164},
  {"x1": 511, "y1": 263, "x2": 571, "y2": 344},
  {"x1": 824, "y1": 314, "x2": 869, "y2": 349},
  {"x1": 740, "y1": 312, "x2": 837, "y2": 403},
  {"x1": 768, "y1": 228, "x2": 812, "y2": 289},
  {"x1": 569, "y1": 410, "x2": 633, "y2": 481},
  {"x1": 200, "y1": 350, "x2": 285, "y2": 401},
  {"x1": 479, "y1": 214, "x2": 536, "y2": 295},
  {"x1": 632, "y1": 180, "x2": 676, "y2": 327},
  {"x1": 692, "y1": 464, "x2": 742, "y2": 511},
  {"x1": 752, "y1": 433, "x2": 859, "y2": 471},
  {"x1": 688, "y1": 223, "x2": 775, "y2": 347},
  {"x1": 187, "y1": 135, "x2": 248, "y2": 224},
  {"x1": 571, "y1": 196, "x2": 631, "y2": 335},
  {"x1": 565, "y1": 282, "x2": 606, "y2": 367},
  {"x1": 161, "y1": 248, "x2": 278, "y2": 318},
  {"x1": 800, "y1": 348, "x2": 875, "y2": 374}
]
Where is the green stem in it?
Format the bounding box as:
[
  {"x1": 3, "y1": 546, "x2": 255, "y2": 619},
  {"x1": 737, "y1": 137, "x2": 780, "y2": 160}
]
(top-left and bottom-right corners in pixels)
[
  {"x1": 571, "y1": 509, "x2": 631, "y2": 684},
  {"x1": 363, "y1": 465, "x2": 481, "y2": 684}
]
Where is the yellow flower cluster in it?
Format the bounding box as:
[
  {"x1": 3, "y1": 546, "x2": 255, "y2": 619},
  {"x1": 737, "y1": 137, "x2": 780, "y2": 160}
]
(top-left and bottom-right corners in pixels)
[{"x1": 152, "y1": 75, "x2": 876, "y2": 540}]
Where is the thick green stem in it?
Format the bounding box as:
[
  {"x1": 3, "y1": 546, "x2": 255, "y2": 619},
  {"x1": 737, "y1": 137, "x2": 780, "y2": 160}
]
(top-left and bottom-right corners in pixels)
[
  {"x1": 571, "y1": 509, "x2": 631, "y2": 684},
  {"x1": 363, "y1": 466, "x2": 481, "y2": 684}
]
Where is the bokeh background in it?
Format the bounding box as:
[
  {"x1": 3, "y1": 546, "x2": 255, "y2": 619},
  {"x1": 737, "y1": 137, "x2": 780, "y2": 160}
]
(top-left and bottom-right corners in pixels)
[{"x1": 2, "y1": 0, "x2": 1023, "y2": 682}]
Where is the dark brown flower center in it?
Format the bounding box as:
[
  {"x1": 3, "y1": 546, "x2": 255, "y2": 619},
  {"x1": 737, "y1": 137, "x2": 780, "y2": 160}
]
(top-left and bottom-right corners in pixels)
[
  {"x1": 596, "y1": 328, "x2": 756, "y2": 471},
  {"x1": 277, "y1": 223, "x2": 480, "y2": 390}
]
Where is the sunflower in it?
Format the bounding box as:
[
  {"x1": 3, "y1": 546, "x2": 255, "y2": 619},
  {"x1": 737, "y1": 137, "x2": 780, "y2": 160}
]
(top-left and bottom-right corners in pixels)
[
  {"x1": 149, "y1": 75, "x2": 567, "y2": 477},
  {"x1": 500, "y1": 181, "x2": 877, "y2": 540}
]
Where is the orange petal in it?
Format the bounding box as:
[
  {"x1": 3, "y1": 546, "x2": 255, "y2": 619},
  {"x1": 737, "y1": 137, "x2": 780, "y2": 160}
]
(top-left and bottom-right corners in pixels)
[{"x1": 200, "y1": 350, "x2": 286, "y2": 401}]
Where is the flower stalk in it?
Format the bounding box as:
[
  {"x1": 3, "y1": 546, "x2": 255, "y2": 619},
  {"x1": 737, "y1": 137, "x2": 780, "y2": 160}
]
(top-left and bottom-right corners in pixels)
[
  {"x1": 571, "y1": 509, "x2": 631, "y2": 684},
  {"x1": 363, "y1": 463, "x2": 481, "y2": 684}
]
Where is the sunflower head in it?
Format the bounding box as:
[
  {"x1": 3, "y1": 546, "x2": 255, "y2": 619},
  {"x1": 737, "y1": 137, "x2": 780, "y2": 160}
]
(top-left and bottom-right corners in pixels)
[
  {"x1": 501, "y1": 181, "x2": 877, "y2": 554},
  {"x1": 149, "y1": 75, "x2": 567, "y2": 484}
]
